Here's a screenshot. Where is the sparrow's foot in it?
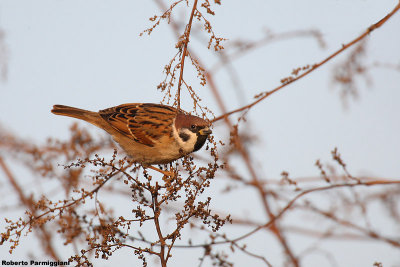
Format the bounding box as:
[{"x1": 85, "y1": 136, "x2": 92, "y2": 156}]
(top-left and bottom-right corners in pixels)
[{"x1": 146, "y1": 165, "x2": 176, "y2": 178}]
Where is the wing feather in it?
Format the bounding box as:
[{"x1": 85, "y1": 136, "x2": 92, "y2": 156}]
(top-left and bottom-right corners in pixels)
[{"x1": 99, "y1": 103, "x2": 177, "y2": 147}]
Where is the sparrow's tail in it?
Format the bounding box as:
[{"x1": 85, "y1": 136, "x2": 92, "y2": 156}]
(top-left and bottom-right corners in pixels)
[
  {"x1": 51, "y1": 104, "x2": 89, "y2": 118},
  {"x1": 51, "y1": 105, "x2": 103, "y2": 127}
]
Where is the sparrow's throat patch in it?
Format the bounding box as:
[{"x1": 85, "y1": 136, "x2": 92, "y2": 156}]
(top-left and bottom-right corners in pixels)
[{"x1": 193, "y1": 135, "x2": 207, "y2": 152}]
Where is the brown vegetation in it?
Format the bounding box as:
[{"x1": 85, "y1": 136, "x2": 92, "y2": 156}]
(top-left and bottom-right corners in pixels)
[{"x1": 1, "y1": 1, "x2": 400, "y2": 266}]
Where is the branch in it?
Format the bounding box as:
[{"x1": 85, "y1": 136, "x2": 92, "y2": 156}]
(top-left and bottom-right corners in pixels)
[
  {"x1": 0, "y1": 156, "x2": 60, "y2": 260},
  {"x1": 174, "y1": 179, "x2": 400, "y2": 248},
  {"x1": 212, "y1": 1, "x2": 400, "y2": 122},
  {"x1": 176, "y1": 0, "x2": 199, "y2": 109}
]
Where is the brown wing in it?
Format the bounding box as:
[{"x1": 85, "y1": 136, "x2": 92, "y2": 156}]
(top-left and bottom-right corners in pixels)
[{"x1": 99, "y1": 103, "x2": 177, "y2": 147}]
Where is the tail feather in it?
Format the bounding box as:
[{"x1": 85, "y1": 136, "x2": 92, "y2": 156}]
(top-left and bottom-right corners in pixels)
[
  {"x1": 51, "y1": 105, "x2": 90, "y2": 119},
  {"x1": 51, "y1": 104, "x2": 105, "y2": 128}
]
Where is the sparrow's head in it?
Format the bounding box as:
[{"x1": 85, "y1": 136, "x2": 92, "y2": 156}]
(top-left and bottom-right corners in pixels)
[{"x1": 174, "y1": 113, "x2": 212, "y2": 153}]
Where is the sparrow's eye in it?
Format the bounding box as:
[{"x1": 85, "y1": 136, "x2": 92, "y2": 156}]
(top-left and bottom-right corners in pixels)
[{"x1": 190, "y1": 124, "x2": 196, "y2": 130}]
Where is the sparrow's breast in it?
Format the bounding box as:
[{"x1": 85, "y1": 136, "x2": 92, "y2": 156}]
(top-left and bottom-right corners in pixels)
[{"x1": 112, "y1": 133, "x2": 185, "y2": 165}]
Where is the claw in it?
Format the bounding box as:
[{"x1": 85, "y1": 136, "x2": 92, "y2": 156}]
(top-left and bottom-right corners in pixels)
[{"x1": 146, "y1": 165, "x2": 176, "y2": 178}]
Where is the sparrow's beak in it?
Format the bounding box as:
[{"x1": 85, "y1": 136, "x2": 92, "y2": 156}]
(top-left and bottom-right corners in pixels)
[{"x1": 199, "y1": 127, "x2": 212, "y2": 136}]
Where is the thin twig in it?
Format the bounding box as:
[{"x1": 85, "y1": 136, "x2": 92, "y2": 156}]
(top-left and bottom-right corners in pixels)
[
  {"x1": 0, "y1": 156, "x2": 60, "y2": 261},
  {"x1": 176, "y1": 0, "x2": 199, "y2": 109},
  {"x1": 212, "y1": 1, "x2": 400, "y2": 122}
]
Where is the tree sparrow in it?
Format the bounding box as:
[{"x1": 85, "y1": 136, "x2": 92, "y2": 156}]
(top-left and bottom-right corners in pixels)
[{"x1": 51, "y1": 103, "x2": 212, "y2": 165}]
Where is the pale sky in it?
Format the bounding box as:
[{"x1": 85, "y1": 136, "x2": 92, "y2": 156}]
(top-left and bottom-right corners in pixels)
[{"x1": 1, "y1": 1, "x2": 399, "y2": 266}]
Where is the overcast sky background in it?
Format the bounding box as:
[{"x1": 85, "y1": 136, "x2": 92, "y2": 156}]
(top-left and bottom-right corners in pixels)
[{"x1": 0, "y1": 1, "x2": 400, "y2": 266}]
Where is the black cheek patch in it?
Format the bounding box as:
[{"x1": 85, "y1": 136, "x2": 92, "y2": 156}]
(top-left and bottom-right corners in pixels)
[{"x1": 179, "y1": 132, "x2": 190, "y2": 142}]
